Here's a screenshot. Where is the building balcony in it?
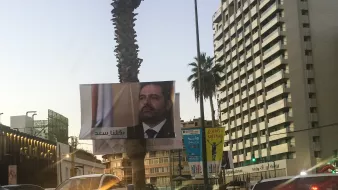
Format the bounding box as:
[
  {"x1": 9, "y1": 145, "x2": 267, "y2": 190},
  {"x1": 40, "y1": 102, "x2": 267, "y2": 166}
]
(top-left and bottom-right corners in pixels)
[
  {"x1": 262, "y1": 28, "x2": 283, "y2": 48},
  {"x1": 258, "y1": 121, "x2": 266, "y2": 130},
  {"x1": 259, "y1": 0, "x2": 271, "y2": 10},
  {"x1": 252, "y1": 138, "x2": 258, "y2": 146},
  {"x1": 246, "y1": 152, "x2": 252, "y2": 161},
  {"x1": 270, "y1": 143, "x2": 293, "y2": 155},
  {"x1": 214, "y1": 39, "x2": 224, "y2": 51},
  {"x1": 220, "y1": 102, "x2": 227, "y2": 112},
  {"x1": 269, "y1": 127, "x2": 293, "y2": 141},
  {"x1": 268, "y1": 113, "x2": 291, "y2": 128},
  {"x1": 263, "y1": 42, "x2": 285, "y2": 61},
  {"x1": 238, "y1": 142, "x2": 244, "y2": 150},
  {"x1": 214, "y1": 27, "x2": 223, "y2": 40},
  {"x1": 243, "y1": 128, "x2": 249, "y2": 136},
  {"x1": 265, "y1": 70, "x2": 287, "y2": 87},
  {"x1": 261, "y1": 15, "x2": 282, "y2": 36},
  {"x1": 258, "y1": 108, "x2": 265, "y2": 118},
  {"x1": 212, "y1": 8, "x2": 222, "y2": 22},
  {"x1": 264, "y1": 56, "x2": 286, "y2": 73},
  {"x1": 267, "y1": 99, "x2": 290, "y2": 114},
  {"x1": 266, "y1": 84, "x2": 289, "y2": 100},
  {"x1": 261, "y1": 2, "x2": 279, "y2": 23},
  {"x1": 239, "y1": 154, "x2": 245, "y2": 162}
]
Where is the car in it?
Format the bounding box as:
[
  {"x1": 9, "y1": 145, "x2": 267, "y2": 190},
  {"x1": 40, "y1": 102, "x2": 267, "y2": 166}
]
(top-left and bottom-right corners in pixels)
[
  {"x1": 2, "y1": 184, "x2": 44, "y2": 190},
  {"x1": 145, "y1": 184, "x2": 158, "y2": 190},
  {"x1": 55, "y1": 174, "x2": 126, "y2": 190},
  {"x1": 252, "y1": 173, "x2": 338, "y2": 190}
]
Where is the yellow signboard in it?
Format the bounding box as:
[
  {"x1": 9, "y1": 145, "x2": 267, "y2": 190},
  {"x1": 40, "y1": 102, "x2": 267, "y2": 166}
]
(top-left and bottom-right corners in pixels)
[{"x1": 205, "y1": 127, "x2": 225, "y2": 177}]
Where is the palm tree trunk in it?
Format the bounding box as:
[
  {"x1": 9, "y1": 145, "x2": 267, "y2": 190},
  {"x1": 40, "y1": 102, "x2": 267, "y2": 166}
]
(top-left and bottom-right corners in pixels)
[
  {"x1": 112, "y1": 0, "x2": 145, "y2": 189},
  {"x1": 209, "y1": 97, "x2": 216, "y2": 127}
]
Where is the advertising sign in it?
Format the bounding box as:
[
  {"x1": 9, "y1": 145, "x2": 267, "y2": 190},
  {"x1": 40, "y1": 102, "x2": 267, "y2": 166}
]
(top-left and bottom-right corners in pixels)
[
  {"x1": 221, "y1": 150, "x2": 234, "y2": 170},
  {"x1": 182, "y1": 128, "x2": 203, "y2": 179},
  {"x1": 205, "y1": 127, "x2": 225, "y2": 178},
  {"x1": 8, "y1": 165, "x2": 17, "y2": 185},
  {"x1": 92, "y1": 93, "x2": 183, "y2": 154},
  {"x1": 80, "y1": 81, "x2": 175, "y2": 139},
  {"x1": 48, "y1": 109, "x2": 69, "y2": 144}
]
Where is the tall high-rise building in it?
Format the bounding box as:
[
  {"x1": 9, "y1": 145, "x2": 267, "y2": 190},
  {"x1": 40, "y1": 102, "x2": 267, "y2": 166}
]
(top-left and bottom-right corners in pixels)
[{"x1": 213, "y1": 0, "x2": 338, "y2": 180}]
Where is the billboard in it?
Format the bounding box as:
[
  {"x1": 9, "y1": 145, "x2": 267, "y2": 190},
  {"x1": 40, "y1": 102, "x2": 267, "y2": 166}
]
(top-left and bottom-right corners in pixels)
[
  {"x1": 205, "y1": 127, "x2": 225, "y2": 178},
  {"x1": 182, "y1": 128, "x2": 203, "y2": 179},
  {"x1": 221, "y1": 151, "x2": 234, "y2": 170},
  {"x1": 80, "y1": 81, "x2": 176, "y2": 139},
  {"x1": 92, "y1": 93, "x2": 183, "y2": 154},
  {"x1": 48, "y1": 109, "x2": 69, "y2": 144}
]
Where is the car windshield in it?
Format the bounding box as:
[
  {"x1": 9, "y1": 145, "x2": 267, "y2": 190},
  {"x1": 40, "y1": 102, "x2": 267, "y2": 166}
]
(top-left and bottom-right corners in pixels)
[
  {"x1": 253, "y1": 176, "x2": 338, "y2": 190},
  {"x1": 55, "y1": 177, "x2": 101, "y2": 190}
]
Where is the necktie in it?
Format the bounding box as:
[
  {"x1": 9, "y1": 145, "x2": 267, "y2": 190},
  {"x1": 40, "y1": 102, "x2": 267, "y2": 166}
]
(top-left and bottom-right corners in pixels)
[{"x1": 146, "y1": 129, "x2": 157, "y2": 138}]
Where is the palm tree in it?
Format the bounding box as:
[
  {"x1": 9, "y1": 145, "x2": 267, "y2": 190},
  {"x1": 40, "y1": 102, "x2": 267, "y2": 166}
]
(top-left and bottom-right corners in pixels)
[
  {"x1": 187, "y1": 52, "x2": 223, "y2": 127},
  {"x1": 111, "y1": 0, "x2": 146, "y2": 189}
]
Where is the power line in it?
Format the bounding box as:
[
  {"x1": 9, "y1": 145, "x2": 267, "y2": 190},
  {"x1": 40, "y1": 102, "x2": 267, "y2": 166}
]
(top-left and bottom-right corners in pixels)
[
  {"x1": 269, "y1": 122, "x2": 338, "y2": 136},
  {"x1": 227, "y1": 122, "x2": 338, "y2": 142}
]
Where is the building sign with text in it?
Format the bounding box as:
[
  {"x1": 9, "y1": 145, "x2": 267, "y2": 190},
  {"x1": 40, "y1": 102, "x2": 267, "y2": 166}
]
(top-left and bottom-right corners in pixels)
[{"x1": 224, "y1": 159, "x2": 287, "y2": 176}]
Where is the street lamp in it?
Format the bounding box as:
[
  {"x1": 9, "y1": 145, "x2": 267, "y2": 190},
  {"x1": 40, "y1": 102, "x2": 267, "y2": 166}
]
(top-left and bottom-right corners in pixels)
[
  {"x1": 0, "y1": 113, "x2": 3, "y2": 124},
  {"x1": 25, "y1": 111, "x2": 37, "y2": 135},
  {"x1": 193, "y1": 0, "x2": 208, "y2": 188},
  {"x1": 26, "y1": 111, "x2": 37, "y2": 117}
]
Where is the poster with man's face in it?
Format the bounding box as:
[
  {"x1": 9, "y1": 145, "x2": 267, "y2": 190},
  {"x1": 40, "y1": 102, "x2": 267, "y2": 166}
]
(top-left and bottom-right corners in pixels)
[
  {"x1": 92, "y1": 93, "x2": 183, "y2": 154},
  {"x1": 79, "y1": 81, "x2": 176, "y2": 140}
]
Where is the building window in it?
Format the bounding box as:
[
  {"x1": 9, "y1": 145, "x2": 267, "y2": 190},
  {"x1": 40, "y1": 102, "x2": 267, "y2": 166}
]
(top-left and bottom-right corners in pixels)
[
  {"x1": 305, "y1": 50, "x2": 312, "y2": 56},
  {"x1": 312, "y1": 136, "x2": 320, "y2": 142},
  {"x1": 303, "y1": 23, "x2": 310, "y2": 28},
  {"x1": 314, "y1": 151, "x2": 321, "y2": 158},
  {"x1": 301, "y1": 10, "x2": 309, "y2": 16},
  {"x1": 304, "y1": 36, "x2": 311, "y2": 42}
]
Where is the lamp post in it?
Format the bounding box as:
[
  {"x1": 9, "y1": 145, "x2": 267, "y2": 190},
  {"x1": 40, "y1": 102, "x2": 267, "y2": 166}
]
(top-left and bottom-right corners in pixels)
[
  {"x1": 193, "y1": 0, "x2": 208, "y2": 189},
  {"x1": 0, "y1": 113, "x2": 3, "y2": 124},
  {"x1": 25, "y1": 111, "x2": 37, "y2": 135}
]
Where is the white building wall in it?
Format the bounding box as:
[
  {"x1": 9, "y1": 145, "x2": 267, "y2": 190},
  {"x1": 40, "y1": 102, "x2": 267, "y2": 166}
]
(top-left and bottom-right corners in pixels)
[
  {"x1": 56, "y1": 142, "x2": 105, "y2": 185},
  {"x1": 10, "y1": 115, "x2": 38, "y2": 135}
]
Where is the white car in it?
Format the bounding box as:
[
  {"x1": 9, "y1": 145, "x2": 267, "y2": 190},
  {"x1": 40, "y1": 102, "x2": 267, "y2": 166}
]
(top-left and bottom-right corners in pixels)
[
  {"x1": 252, "y1": 173, "x2": 338, "y2": 190},
  {"x1": 55, "y1": 174, "x2": 126, "y2": 190}
]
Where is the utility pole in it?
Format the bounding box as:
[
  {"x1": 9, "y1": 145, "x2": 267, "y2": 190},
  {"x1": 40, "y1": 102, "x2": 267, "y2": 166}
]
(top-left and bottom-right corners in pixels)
[
  {"x1": 70, "y1": 136, "x2": 78, "y2": 177},
  {"x1": 177, "y1": 150, "x2": 183, "y2": 187},
  {"x1": 193, "y1": 0, "x2": 208, "y2": 189},
  {"x1": 178, "y1": 150, "x2": 182, "y2": 176}
]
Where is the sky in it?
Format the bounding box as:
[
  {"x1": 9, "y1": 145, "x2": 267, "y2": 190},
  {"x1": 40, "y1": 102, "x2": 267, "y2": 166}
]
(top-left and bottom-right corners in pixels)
[{"x1": 0, "y1": 0, "x2": 220, "y2": 152}]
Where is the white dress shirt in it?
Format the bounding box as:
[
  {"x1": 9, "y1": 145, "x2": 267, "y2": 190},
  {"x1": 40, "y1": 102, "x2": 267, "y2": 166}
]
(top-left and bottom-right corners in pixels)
[{"x1": 143, "y1": 119, "x2": 167, "y2": 138}]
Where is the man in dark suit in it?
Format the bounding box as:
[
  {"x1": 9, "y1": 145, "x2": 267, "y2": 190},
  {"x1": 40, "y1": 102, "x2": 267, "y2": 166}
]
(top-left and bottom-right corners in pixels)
[{"x1": 128, "y1": 82, "x2": 175, "y2": 139}]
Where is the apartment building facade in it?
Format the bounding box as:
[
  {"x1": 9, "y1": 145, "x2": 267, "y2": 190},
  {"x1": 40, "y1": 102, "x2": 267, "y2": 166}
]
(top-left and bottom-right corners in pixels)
[
  {"x1": 103, "y1": 150, "x2": 190, "y2": 188},
  {"x1": 213, "y1": 0, "x2": 338, "y2": 180}
]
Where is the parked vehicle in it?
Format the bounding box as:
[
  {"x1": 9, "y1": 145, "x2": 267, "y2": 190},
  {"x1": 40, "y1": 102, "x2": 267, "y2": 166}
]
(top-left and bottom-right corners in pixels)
[
  {"x1": 2, "y1": 184, "x2": 44, "y2": 190},
  {"x1": 252, "y1": 173, "x2": 338, "y2": 190},
  {"x1": 55, "y1": 174, "x2": 125, "y2": 190},
  {"x1": 145, "y1": 184, "x2": 158, "y2": 190}
]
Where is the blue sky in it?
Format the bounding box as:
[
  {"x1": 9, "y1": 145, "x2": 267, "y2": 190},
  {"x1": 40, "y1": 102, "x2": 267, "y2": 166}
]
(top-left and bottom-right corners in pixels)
[{"x1": 0, "y1": 0, "x2": 220, "y2": 151}]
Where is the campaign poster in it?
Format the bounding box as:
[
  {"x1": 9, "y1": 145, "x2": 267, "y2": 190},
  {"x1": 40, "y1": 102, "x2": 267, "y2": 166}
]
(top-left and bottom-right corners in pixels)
[
  {"x1": 221, "y1": 150, "x2": 234, "y2": 169},
  {"x1": 92, "y1": 93, "x2": 183, "y2": 154},
  {"x1": 205, "y1": 127, "x2": 225, "y2": 178},
  {"x1": 79, "y1": 81, "x2": 176, "y2": 139},
  {"x1": 182, "y1": 128, "x2": 203, "y2": 179}
]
